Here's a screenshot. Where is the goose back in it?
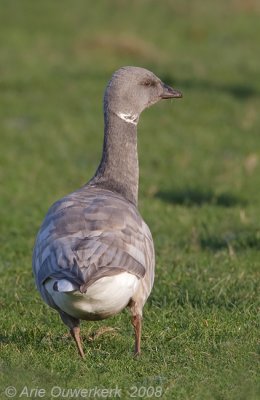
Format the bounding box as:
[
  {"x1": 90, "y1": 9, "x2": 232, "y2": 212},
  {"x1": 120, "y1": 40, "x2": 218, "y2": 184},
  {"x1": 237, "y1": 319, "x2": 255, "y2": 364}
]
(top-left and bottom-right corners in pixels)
[{"x1": 33, "y1": 186, "x2": 155, "y2": 312}]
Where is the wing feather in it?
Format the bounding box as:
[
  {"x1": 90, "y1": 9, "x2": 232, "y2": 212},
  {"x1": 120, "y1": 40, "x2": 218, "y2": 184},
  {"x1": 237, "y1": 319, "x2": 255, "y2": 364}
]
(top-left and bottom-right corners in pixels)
[{"x1": 33, "y1": 188, "x2": 154, "y2": 305}]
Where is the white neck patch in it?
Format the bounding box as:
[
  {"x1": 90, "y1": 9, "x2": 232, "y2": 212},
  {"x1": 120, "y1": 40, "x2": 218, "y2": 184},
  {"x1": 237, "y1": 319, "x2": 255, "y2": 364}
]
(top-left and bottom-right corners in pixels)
[{"x1": 116, "y1": 112, "x2": 139, "y2": 125}]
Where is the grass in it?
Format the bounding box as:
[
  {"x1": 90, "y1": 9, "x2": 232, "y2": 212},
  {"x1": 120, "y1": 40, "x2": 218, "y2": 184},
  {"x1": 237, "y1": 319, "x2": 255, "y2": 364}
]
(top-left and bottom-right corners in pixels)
[{"x1": 0, "y1": 1, "x2": 259, "y2": 399}]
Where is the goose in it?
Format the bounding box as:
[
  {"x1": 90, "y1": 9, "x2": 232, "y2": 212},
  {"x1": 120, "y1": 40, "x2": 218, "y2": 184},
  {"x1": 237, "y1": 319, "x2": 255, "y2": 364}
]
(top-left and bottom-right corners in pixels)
[{"x1": 32, "y1": 66, "x2": 182, "y2": 358}]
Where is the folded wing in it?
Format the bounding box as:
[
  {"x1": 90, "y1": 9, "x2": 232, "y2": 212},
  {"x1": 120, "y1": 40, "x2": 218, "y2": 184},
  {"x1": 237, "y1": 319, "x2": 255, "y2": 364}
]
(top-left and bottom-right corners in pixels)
[{"x1": 33, "y1": 188, "x2": 154, "y2": 308}]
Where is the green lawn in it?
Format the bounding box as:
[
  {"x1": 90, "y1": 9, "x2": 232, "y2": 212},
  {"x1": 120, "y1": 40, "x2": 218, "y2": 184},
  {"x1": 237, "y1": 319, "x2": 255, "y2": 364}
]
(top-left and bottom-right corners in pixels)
[{"x1": 0, "y1": 1, "x2": 259, "y2": 399}]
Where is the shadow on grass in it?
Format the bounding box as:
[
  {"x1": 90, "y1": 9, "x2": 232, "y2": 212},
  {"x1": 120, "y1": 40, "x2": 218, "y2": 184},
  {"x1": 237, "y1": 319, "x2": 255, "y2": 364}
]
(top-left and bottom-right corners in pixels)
[
  {"x1": 0, "y1": 334, "x2": 9, "y2": 344},
  {"x1": 160, "y1": 74, "x2": 259, "y2": 100},
  {"x1": 0, "y1": 330, "x2": 42, "y2": 348},
  {"x1": 0, "y1": 329, "x2": 61, "y2": 351},
  {"x1": 156, "y1": 188, "x2": 246, "y2": 207},
  {"x1": 200, "y1": 230, "x2": 260, "y2": 251},
  {"x1": 171, "y1": 286, "x2": 257, "y2": 310}
]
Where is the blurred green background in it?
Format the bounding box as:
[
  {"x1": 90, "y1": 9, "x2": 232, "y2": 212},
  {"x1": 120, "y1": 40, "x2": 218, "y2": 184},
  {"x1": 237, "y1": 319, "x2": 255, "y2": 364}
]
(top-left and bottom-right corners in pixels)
[{"x1": 0, "y1": 1, "x2": 259, "y2": 399}]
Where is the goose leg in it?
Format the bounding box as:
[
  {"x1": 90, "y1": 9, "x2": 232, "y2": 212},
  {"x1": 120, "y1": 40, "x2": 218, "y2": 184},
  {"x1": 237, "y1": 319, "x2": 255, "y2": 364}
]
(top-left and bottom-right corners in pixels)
[
  {"x1": 70, "y1": 326, "x2": 85, "y2": 359},
  {"x1": 59, "y1": 311, "x2": 85, "y2": 358},
  {"x1": 131, "y1": 314, "x2": 142, "y2": 356}
]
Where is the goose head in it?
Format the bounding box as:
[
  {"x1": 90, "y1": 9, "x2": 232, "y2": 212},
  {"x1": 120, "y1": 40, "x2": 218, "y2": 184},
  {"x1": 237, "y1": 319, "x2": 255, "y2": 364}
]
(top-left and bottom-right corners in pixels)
[{"x1": 104, "y1": 66, "x2": 182, "y2": 123}]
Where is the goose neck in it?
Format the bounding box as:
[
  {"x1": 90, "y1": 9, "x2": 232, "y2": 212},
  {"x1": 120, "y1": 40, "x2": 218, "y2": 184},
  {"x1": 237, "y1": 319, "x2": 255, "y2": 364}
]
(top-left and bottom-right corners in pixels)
[{"x1": 90, "y1": 111, "x2": 139, "y2": 206}]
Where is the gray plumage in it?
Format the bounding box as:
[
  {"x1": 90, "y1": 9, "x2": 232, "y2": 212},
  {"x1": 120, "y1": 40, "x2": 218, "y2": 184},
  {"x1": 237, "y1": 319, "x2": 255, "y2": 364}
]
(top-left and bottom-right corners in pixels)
[
  {"x1": 32, "y1": 66, "x2": 182, "y2": 357},
  {"x1": 33, "y1": 188, "x2": 154, "y2": 317}
]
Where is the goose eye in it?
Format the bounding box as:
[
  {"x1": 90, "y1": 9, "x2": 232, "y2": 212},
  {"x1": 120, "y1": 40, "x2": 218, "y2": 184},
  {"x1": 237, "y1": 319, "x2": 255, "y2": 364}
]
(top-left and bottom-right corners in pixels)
[{"x1": 142, "y1": 79, "x2": 156, "y2": 87}]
